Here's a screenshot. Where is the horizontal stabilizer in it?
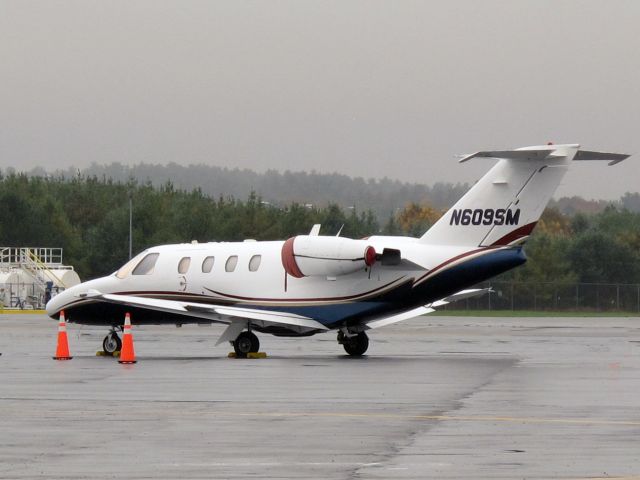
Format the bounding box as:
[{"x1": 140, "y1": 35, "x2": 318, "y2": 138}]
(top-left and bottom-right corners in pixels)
[
  {"x1": 459, "y1": 146, "x2": 630, "y2": 166},
  {"x1": 574, "y1": 150, "x2": 631, "y2": 166},
  {"x1": 459, "y1": 149, "x2": 552, "y2": 163}
]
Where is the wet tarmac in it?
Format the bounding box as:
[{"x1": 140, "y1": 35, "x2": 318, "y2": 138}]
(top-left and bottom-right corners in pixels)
[{"x1": 1, "y1": 314, "x2": 639, "y2": 479}]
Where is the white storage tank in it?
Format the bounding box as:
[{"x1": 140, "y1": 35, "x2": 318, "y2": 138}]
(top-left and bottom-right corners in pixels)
[
  {"x1": 47, "y1": 269, "x2": 81, "y2": 289},
  {"x1": 0, "y1": 270, "x2": 26, "y2": 307}
]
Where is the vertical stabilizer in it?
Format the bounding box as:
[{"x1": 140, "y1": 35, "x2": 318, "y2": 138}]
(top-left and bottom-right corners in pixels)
[{"x1": 420, "y1": 144, "x2": 582, "y2": 247}]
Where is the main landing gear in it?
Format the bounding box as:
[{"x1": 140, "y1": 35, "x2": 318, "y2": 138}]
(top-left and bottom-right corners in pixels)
[
  {"x1": 338, "y1": 331, "x2": 369, "y2": 356},
  {"x1": 232, "y1": 331, "x2": 260, "y2": 358},
  {"x1": 102, "y1": 330, "x2": 122, "y2": 355}
]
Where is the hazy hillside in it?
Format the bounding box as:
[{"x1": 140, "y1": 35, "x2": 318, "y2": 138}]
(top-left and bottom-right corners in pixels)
[
  {"x1": 25, "y1": 163, "x2": 469, "y2": 221},
  {"x1": 12, "y1": 163, "x2": 634, "y2": 220}
]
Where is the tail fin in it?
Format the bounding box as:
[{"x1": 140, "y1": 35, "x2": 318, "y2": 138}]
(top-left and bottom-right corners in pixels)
[{"x1": 420, "y1": 144, "x2": 629, "y2": 247}]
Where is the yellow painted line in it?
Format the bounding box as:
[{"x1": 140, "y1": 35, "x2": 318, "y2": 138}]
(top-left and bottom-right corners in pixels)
[
  {"x1": 0, "y1": 309, "x2": 46, "y2": 315},
  {"x1": 190, "y1": 410, "x2": 640, "y2": 427}
]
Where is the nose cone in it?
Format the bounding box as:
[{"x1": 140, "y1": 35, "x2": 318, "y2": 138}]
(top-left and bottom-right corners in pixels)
[
  {"x1": 46, "y1": 287, "x2": 76, "y2": 318},
  {"x1": 45, "y1": 276, "x2": 118, "y2": 318}
]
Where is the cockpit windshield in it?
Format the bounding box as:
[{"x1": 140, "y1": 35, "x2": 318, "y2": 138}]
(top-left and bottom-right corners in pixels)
[{"x1": 115, "y1": 251, "x2": 159, "y2": 279}]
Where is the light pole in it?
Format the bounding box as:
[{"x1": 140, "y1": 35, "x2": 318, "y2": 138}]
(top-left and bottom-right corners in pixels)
[{"x1": 128, "y1": 191, "x2": 133, "y2": 260}]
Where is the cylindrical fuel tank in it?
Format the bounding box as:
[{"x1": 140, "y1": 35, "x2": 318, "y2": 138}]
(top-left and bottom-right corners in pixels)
[
  {"x1": 47, "y1": 269, "x2": 81, "y2": 288},
  {"x1": 0, "y1": 271, "x2": 21, "y2": 306}
]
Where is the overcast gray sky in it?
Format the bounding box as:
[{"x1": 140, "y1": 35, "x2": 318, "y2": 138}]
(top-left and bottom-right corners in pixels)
[{"x1": 1, "y1": 0, "x2": 638, "y2": 199}]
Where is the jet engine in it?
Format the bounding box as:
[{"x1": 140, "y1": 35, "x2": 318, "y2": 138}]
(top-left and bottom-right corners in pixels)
[{"x1": 281, "y1": 236, "x2": 376, "y2": 278}]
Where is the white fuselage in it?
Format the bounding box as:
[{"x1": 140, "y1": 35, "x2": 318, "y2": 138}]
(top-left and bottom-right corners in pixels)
[{"x1": 46, "y1": 236, "x2": 514, "y2": 330}]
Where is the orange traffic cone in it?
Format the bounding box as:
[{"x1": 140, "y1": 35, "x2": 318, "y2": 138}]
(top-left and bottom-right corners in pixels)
[
  {"x1": 118, "y1": 312, "x2": 136, "y2": 364},
  {"x1": 53, "y1": 310, "x2": 73, "y2": 360}
]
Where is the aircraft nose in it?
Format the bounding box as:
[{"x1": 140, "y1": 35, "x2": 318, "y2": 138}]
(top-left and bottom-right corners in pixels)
[
  {"x1": 45, "y1": 276, "x2": 119, "y2": 318},
  {"x1": 45, "y1": 287, "x2": 75, "y2": 318}
]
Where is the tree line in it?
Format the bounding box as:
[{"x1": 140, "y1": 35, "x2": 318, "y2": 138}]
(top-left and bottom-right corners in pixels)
[
  {"x1": 0, "y1": 173, "x2": 377, "y2": 279},
  {"x1": 1, "y1": 172, "x2": 639, "y2": 286}
]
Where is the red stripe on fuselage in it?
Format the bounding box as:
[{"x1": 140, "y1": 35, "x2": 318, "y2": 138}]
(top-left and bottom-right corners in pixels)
[{"x1": 489, "y1": 222, "x2": 537, "y2": 246}]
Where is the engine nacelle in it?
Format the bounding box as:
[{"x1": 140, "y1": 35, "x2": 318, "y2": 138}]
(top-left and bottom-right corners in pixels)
[{"x1": 281, "y1": 236, "x2": 376, "y2": 278}]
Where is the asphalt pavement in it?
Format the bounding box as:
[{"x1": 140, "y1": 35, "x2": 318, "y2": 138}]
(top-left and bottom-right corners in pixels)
[{"x1": 1, "y1": 314, "x2": 639, "y2": 479}]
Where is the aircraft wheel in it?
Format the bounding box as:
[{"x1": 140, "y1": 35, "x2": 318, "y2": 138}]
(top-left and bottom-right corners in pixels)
[
  {"x1": 233, "y1": 331, "x2": 260, "y2": 358},
  {"x1": 102, "y1": 332, "x2": 122, "y2": 355},
  {"x1": 342, "y1": 332, "x2": 369, "y2": 356}
]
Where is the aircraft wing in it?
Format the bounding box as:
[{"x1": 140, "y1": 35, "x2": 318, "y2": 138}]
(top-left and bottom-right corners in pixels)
[
  {"x1": 82, "y1": 291, "x2": 329, "y2": 331},
  {"x1": 83, "y1": 287, "x2": 488, "y2": 335},
  {"x1": 363, "y1": 288, "x2": 490, "y2": 330}
]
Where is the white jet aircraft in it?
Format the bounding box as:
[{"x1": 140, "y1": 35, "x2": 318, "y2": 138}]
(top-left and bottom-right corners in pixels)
[{"x1": 46, "y1": 144, "x2": 629, "y2": 357}]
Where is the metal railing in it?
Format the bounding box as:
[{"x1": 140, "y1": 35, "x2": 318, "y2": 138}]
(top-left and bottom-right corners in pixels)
[{"x1": 0, "y1": 247, "x2": 63, "y2": 266}]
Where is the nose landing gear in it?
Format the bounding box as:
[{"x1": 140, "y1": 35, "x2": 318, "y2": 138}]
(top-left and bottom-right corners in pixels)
[{"x1": 102, "y1": 330, "x2": 122, "y2": 355}]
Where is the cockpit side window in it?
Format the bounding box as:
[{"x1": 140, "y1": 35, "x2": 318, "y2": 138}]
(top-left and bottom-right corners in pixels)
[
  {"x1": 116, "y1": 251, "x2": 148, "y2": 279},
  {"x1": 132, "y1": 253, "x2": 160, "y2": 275}
]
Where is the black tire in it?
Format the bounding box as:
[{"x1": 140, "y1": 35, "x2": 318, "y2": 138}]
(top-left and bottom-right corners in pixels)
[
  {"x1": 102, "y1": 332, "x2": 122, "y2": 355},
  {"x1": 233, "y1": 331, "x2": 260, "y2": 358},
  {"x1": 343, "y1": 332, "x2": 369, "y2": 356}
]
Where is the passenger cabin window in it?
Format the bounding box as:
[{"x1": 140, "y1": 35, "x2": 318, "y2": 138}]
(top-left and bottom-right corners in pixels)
[
  {"x1": 132, "y1": 253, "x2": 160, "y2": 275},
  {"x1": 225, "y1": 255, "x2": 238, "y2": 272},
  {"x1": 178, "y1": 257, "x2": 191, "y2": 274},
  {"x1": 202, "y1": 256, "x2": 215, "y2": 273},
  {"x1": 249, "y1": 255, "x2": 261, "y2": 272}
]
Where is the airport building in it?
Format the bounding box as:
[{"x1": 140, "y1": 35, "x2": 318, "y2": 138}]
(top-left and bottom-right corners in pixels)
[{"x1": 0, "y1": 247, "x2": 80, "y2": 310}]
